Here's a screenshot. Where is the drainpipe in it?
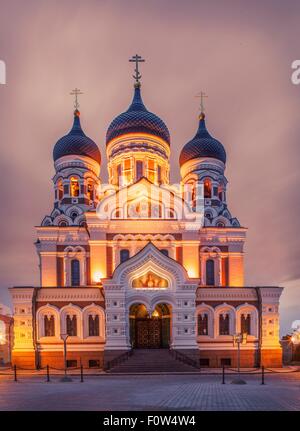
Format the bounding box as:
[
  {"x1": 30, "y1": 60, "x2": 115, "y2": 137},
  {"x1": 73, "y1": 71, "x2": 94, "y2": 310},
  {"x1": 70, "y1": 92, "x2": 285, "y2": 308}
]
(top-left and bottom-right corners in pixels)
[{"x1": 255, "y1": 287, "x2": 262, "y2": 367}]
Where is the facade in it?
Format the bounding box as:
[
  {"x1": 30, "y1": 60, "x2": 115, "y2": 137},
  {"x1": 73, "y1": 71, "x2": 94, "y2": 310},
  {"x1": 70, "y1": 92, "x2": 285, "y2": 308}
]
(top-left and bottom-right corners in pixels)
[
  {"x1": 10, "y1": 67, "x2": 283, "y2": 369},
  {"x1": 0, "y1": 304, "x2": 13, "y2": 365}
]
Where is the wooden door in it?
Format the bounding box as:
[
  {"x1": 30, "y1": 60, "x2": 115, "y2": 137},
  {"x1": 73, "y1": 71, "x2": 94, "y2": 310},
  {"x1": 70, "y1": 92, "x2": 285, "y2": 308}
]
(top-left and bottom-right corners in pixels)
[{"x1": 136, "y1": 318, "x2": 162, "y2": 348}]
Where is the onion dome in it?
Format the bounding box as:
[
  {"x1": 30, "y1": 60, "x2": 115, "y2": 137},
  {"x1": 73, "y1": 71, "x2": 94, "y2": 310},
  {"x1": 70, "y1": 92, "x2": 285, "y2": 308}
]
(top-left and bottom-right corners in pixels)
[
  {"x1": 106, "y1": 85, "x2": 170, "y2": 145},
  {"x1": 53, "y1": 110, "x2": 101, "y2": 164},
  {"x1": 179, "y1": 113, "x2": 226, "y2": 166}
]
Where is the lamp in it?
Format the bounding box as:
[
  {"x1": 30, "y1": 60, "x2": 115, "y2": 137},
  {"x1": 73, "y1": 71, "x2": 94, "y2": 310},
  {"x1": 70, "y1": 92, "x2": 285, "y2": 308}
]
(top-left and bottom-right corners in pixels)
[
  {"x1": 231, "y1": 333, "x2": 247, "y2": 385},
  {"x1": 60, "y1": 333, "x2": 72, "y2": 382}
]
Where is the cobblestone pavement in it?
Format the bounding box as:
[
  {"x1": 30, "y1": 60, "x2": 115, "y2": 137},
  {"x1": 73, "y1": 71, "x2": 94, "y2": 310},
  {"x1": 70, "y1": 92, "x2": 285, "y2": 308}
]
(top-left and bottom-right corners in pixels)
[{"x1": 0, "y1": 373, "x2": 299, "y2": 411}]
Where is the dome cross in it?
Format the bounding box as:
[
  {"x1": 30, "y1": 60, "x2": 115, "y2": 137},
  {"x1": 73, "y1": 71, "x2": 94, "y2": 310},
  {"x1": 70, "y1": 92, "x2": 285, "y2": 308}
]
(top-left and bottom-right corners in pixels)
[
  {"x1": 196, "y1": 91, "x2": 208, "y2": 115},
  {"x1": 70, "y1": 88, "x2": 83, "y2": 110},
  {"x1": 129, "y1": 54, "x2": 145, "y2": 87}
]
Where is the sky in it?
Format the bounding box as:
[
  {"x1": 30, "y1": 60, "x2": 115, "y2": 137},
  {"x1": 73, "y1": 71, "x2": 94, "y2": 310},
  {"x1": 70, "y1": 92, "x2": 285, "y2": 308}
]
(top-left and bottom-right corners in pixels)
[{"x1": 0, "y1": 0, "x2": 299, "y2": 335}]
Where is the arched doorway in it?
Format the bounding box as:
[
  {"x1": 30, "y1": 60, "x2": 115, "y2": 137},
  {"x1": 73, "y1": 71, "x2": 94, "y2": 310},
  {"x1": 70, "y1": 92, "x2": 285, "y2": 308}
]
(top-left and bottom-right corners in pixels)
[{"x1": 129, "y1": 303, "x2": 171, "y2": 349}]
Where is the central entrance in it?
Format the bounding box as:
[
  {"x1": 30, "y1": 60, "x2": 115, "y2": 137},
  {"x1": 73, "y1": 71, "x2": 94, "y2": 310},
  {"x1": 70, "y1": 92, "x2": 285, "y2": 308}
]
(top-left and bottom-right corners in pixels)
[{"x1": 129, "y1": 303, "x2": 171, "y2": 349}]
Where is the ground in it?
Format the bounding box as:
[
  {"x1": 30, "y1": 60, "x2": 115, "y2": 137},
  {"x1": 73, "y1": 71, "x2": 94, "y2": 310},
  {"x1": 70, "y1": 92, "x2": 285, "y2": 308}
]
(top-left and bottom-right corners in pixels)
[{"x1": 0, "y1": 372, "x2": 300, "y2": 411}]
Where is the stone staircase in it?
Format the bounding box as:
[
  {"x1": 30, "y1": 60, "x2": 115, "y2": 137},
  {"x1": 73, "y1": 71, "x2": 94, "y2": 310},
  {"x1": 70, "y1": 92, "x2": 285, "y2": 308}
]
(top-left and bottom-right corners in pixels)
[{"x1": 107, "y1": 349, "x2": 199, "y2": 374}]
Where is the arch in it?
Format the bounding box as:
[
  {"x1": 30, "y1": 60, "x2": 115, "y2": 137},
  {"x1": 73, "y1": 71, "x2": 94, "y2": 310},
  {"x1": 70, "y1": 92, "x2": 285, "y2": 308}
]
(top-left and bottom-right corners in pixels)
[
  {"x1": 150, "y1": 296, "x2": 176, "y2": 311},
  {"x1": 70, "y1": 176, "x2": 80, "y2": 197},
  {"x1": 204, "y1": 178, "x2": 212, "y2": 198},
  {"x1": 60, "y1": 304, "x2": 82, "y2": 339},
  {"x1": 41, "y1": 216, "x2": 52, "y2": 227},
  {"x1": 54, "y1": 214, "x2": 72, "y2": 227},
  {"x1": 86, "y1": 180, "x2": 94, "y2": 201},
  {"x1": 128, "y1": 302, "x2": 171, "y2": 349},
  {"x1": 82, "y1": 304, "x2": 105, "y2": 339},
  {"x1": 206, "y1": 259, "x2": 215, "y2": 286},
  {"x1": 71, "y1": 259, "x2": 80, "y2": 286},
  {"x1": 196, "y1": 304, "x2": 214, "y2": 337},
  {"x1": 215, "y1": 304, "x2": 236, "y2": 337},
  {"x1": 212, "y1": 216, "x2": 230, "y2": 227},
  {"x1": 110, "y1": 242, "x2": 192, "y2": 289},
  {"x1": 236, "y1": 304, "x2": 259, "y2": 338},
  {"x1": 57, "y1": 178, "x2": 64, "y2": 200},
  {"x1": 37, "y1": 304, "x2": 60, "y2": 339},
  {"x1": 63, "y1": 246, "x2": 86, "y2": 286}
]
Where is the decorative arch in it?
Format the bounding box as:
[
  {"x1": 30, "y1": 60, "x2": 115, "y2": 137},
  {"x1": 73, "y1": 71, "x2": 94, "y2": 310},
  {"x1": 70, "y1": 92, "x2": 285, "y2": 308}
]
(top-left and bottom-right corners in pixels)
[
  {"x1": 236, "y1": 304, "x2": 258, "y2": 338},
  {"x1": 200, "y1": 246, "x2": 222, "y2": 286},
  {"x1": 110, "y1": 242, "x2": 192, "y2": 290},
  {"x1": 60, "y1": 303, "x2": 83, "y2": 339},
  {"x1": 63, "y1": 246, "x2": 86, "y2": 286},
  {"x1": 214, "y1": 303, "x2": 236, "y2": 337},
  {"x1": 82, "y1": 304, "x2": 105, "y2": 339},
  {"x1": 196, "y1": 304, "x2": 214, "y2": 338},
  {"x1": 37, "y1": 304, "x2": 60, "y2": 339}
]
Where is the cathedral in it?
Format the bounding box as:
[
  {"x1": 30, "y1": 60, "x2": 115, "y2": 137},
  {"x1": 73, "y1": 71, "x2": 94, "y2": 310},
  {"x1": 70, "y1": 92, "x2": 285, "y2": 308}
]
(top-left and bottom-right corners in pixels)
[{"x1": 10, "y1": 57, "x2": 283, "y2": 369}]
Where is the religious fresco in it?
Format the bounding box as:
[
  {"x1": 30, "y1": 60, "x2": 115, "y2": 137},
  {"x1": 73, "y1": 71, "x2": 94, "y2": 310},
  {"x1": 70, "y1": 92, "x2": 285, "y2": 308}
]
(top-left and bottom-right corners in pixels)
[{"x1": 132, "y1": 271, "x2": 168, "y2": 288}]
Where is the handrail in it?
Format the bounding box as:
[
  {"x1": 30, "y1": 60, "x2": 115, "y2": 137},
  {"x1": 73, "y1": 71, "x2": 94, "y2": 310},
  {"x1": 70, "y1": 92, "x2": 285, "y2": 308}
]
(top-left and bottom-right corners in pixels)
[
  {"x1": 169, "y1": 349, "x2": 200, "y2": 369},
  {"x1": 105, "y1": 349, "x2": 133, "y2": 371}
]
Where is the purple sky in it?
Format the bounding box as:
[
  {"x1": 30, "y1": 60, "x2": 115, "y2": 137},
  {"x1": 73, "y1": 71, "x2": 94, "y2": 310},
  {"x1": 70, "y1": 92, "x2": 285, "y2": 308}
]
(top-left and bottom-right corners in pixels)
[{"x1": 0, "y1": 0, "x2": 299, "y2": 334}]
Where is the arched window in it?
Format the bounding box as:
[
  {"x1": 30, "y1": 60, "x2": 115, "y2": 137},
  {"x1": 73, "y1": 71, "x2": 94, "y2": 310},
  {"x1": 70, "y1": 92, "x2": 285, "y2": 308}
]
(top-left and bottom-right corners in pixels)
[
  {"x1": 120, "y1": 249, "x2": 130, "y2": 264},
  {"x1": 160, "y1": 249, "x2": 169, "y2": 257},
  {"x1": 218, "y1": 185, "x2": 223, "y2": 201},
  {"x1": 198, "y1": 314, "x2": 208, "y2": 335},
  {"x1": 88, "y1": 315, "x2": 100, "y2": 336},
  {"x1": 206, "y1": 259, "x2": 215, "y2": 286},
  {"x1": 116, "y1": 164, "x2": 122, "y2": 186},
  {"x1": 87, "y1": 182, "x2": 94, "y2": 201},
  {"x1": 157, "y1": 165, "x2": 162, "y2": 184},
  {"x1": 58, "y1": 220, "x2": 68, "y2": 227},
  {"x1": 204, "y1": 179, "x2": 212, "y2": 198},
  {"x1": 44, "y1": 315, "x2": 55, "y2": 337},
  {"x1": 147, "y1": 159, "x2": 155, "y2": 183},
  {"x1": 66, "y1": 315, "x2": 77, "y2": 336},
  {"x1": 241, "y1": 314, "x2": 251, "y2": 335},
  {"x1": 219, "y1": 314, "x2": 230, "y2": 335},
  {"x1": 136, "y1": 160, "x2": 143, "y2": 181},
  {"x1": 70, "y1": 177, "x2": 79, "y2": 197},
  {"x1": 0, "y1": 321, "x2": 5, "y2": 340},
  {"x1": 57, "y1": 179, "x2": 63, "y2": 200},
  {"x1": 70, "y1": 211, "x2": 78, "y2": 221},
  {"x1": 71, "y1": 259, "x2": 80, "y2": 286}
]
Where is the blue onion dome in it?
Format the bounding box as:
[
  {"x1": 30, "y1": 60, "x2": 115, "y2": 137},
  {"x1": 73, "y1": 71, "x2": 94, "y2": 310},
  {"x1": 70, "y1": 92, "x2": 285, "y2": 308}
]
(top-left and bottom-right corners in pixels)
[
  {"x1": 53, "y1": 110, "x2": 101, "y2": 164},
  {"x1": 106, "y1": 85, "x2": 170, "y2": 145},
  {"x1": 179, "y1": 113, "x2": 226, "y2": 166}
]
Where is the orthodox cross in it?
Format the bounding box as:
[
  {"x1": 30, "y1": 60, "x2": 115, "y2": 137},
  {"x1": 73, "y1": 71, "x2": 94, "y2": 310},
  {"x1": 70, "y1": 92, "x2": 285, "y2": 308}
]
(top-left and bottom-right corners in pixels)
[
  {"x1": 70, "y1": 88, "x2": 83, "y2": 110},
  {"x1": 129, "y1": 54, "x2": 145, "y2": 85},
  {"x1": 196, "y1": 91, "x2": 208, "y2": 113}
]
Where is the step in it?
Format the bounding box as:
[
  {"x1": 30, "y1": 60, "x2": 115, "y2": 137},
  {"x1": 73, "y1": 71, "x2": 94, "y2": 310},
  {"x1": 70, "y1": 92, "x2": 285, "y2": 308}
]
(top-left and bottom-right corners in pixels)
[{"x1": 108, "y1": 349, "x2": 198, "y2": 374}]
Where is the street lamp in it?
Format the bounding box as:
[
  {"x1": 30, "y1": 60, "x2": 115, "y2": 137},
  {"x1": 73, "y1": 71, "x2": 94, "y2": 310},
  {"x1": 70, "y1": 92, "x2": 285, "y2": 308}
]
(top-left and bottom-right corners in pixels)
[
  {"x1": 231, "y1": 332, "x2": 247, "y2": 385},
  {"x1": 60, "y1": 333, "x2": 72, "y2": 382}
]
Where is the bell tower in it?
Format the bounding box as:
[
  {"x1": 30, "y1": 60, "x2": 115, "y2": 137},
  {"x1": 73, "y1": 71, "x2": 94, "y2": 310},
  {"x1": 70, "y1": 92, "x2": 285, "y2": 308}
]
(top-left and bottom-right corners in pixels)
[
  {"x1": 106, "y1": 55, "x2": 171, "y2": 188},
  {"x1": 42, "y1": 90, "x2": 101, "y2": 227}
]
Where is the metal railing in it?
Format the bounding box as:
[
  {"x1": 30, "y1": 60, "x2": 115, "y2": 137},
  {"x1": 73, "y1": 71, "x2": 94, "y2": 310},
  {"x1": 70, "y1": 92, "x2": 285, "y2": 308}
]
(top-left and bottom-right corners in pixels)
[
  {"x1": 169, "y1": 349, "x2": 200, "y2": 369},
  {"x1": 105, "y1": 350, "x2": 133, "y2": 371}
]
